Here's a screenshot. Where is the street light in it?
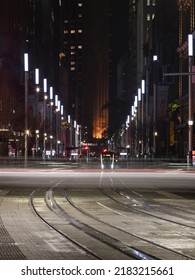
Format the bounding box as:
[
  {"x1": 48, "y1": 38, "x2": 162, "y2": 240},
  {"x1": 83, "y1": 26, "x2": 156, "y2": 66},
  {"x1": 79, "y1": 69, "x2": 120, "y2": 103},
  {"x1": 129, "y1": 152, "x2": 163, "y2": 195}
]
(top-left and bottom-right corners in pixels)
[
  {"x1": 133, "y1": 95, "x2": 138, "y2": 156},
  {"x1": 35, "y1": 68, "x2": 39, "y2": 85},
  {"x1": 50, "y1": 135, "x2": 53, "y2": 158},
  {"x1": 35, "y1": 130, "x2": 39, "y2": 156},
  {"x1": 141, "y1": 79, "x2": 145, "y2": 94},
  {"x1": 188, "y1": 34, "x2": 193, "y2": 165},
  {"x1": 153, "y1": 55, "x2": 158, "y2": 156},
  {"x1": 49, "y1": 86, "x2": 53, "y2": 158},
  {"x1": 35, "y1": 68, "x2": 40, "y2": 134},
  {"x1": 67, "y1": 114, "x2": 72, "y2": 148},
  {"x1": 24, "y1": 53, "x2": 29, "y2": 165},
  {"x1": 137, "y1": 88, "x2": 142, "y2": 156},
  {"x1": 141, "y1": 80, "x2": 145, "y2": 156},
  {"x1": 57, "y1": 100, "x2": 61, "y2": 155},
  {"x1": 43, "y1": 78, "x2": 47, "y2": 158}
]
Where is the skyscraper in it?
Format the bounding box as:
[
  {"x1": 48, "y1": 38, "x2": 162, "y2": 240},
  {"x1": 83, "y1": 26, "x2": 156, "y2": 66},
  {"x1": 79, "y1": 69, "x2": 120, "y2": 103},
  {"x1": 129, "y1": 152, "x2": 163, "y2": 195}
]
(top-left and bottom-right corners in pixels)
[
  {"x1": 0, "y1": 0, "x2": 63, "y2": 155},
  {"x1": 61, "y1": 0, "x2": 110, "y2": 142},
  {"x1": 62, "y1": 0, "x2": 84, "y2": 121}
]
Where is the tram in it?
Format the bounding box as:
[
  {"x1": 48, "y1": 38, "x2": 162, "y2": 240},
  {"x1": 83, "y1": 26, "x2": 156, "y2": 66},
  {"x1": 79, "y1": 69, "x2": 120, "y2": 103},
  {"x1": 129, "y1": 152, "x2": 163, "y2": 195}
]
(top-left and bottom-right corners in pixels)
[{"x1": 100, "y1": 150, "x2": 114, "y2": 169}]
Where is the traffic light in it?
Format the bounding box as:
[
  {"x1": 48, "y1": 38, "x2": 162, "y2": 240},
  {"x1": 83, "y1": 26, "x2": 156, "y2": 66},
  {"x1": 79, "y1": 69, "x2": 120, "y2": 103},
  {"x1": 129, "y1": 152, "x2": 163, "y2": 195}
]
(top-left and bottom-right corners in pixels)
[{"x1": 84, "y1": 146, "x2": 89, "y2": 150}]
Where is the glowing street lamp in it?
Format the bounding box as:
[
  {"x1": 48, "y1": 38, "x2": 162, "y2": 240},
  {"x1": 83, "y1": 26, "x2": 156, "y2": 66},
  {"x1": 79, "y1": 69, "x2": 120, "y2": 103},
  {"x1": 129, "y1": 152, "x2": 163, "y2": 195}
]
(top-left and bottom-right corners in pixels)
[
  {"x1": 153, "y1": 55, "x2": 158, "y2": 156},
  {"x1": 138, "y1": 88, "x2": 141, "y2": 102},
  {"x1": 24, "y1": 53, "x2": 29, "y2": 72},
  {"x1": 188, "y1": 34, "x2": 193, "y2": 165},
  {"x1": 49, "y1": 86, "x2": 53, "y2": 157},
  {"x1": 35, "y1": 68, "x2": 40, "y2": 133},
  {"x1": 43, "y1": 78, "x2": 47, "y2": 158},
  {"x1": 24, "y1": 53, "x2": 29, "y2": 165},
  {"x1": 141, "y1": 80, "x2": 145, "y2": 156},
  {"x1": 141, "y1": 79, "x2": 145, "y2": 94},
  {"x1": 35, "y1": 68, "x2": 39, "y2": 85}
]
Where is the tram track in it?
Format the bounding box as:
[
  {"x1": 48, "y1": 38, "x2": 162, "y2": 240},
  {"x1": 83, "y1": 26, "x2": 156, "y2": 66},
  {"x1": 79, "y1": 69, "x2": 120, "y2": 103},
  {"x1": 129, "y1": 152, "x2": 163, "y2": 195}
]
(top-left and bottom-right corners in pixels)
[
  {"x1": 1, "y1": 169, "x2": 195, "y2": 260},
  {"x1": 33, "y1": 168, "x2": 192, "y2": 261},
  {"x1": 31, "y1": 169, "x2": 195, "y2": 260},
  {"x1": 45, "y1": 186, "x2": 158, "y2": 260},
  {"x1": 63, "y1": 187, "x2": 193, "y2": 260},
  {"x1": 105, "y1": 172, "x2": 195, "y2": 228},
  {"x1": 30, "y1": 184, "x2": 166, "y2": 260},
  {"x1": 30, "y1": 187, "x2": 101, "y2": 260},
  {"x1": 0, "y1": 168, "x2": 195, "y2": 260},
  {"x1": 94, "y1": 171, "x2": 195, "y2": 259}
]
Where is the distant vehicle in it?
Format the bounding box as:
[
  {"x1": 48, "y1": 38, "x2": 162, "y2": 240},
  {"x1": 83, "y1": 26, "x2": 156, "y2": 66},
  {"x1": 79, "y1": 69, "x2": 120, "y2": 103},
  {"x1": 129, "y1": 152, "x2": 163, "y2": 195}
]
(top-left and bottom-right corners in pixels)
[{"x1": 100, "y1": 150, "x2": 114, "y2": 169}]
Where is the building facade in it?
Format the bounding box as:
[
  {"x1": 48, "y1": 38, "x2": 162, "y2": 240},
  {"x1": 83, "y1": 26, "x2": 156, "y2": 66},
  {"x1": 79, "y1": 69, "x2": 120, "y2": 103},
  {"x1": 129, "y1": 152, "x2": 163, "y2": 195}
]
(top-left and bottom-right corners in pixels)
[{"x1": 0, "y1": 0, "x2": 65, "y2": 156}]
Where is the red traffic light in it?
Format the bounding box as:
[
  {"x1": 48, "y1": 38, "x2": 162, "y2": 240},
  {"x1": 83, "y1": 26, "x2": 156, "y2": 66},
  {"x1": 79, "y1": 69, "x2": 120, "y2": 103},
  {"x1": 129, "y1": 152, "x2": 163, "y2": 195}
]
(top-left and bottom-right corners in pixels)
[{"x1": 84, "y1": 146, "x2": 89, "y2": 150}]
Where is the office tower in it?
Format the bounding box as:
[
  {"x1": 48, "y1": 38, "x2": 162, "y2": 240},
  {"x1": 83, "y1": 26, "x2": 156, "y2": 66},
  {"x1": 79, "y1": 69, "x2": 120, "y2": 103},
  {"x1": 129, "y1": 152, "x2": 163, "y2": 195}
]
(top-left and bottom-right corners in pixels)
[
  {"x1": 62, "y1": 0, "x2": 84, "y2": 122},
  {"x1": 0, "y1": 0, "x2": 63, "y2": 155}
]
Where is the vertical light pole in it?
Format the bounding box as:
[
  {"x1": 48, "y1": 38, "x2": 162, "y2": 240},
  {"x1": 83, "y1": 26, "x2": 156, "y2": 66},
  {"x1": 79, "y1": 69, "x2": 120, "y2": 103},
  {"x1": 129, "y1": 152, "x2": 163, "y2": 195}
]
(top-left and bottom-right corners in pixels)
[
  {"x1": 35, "y1": 68, "x2": 40, "y2": 155},
  {"x1": 24, "y1": 53, "x2": 29, "y2": 165},
  {"x1": 61, "y1": 105, "x2": 65, "y2": 156},
  {"x1": 55, "y1": 95, "x2": 58, "y2": 157},
  {"x1": 43, "y1": 78, "x2": 47, "y2": 158},
  {"x1": 68, "y1": 114, "x2": 72, "y2": 148},
  {"x1": 131, "y1": 105, "x2": 135, "y2": 157},
  {"x1": 188, "y1": 34, "x2": 193, "y2": 165},
  {"x1": 153, "y1": 55, "x2": 158, "y2": 156},
  {"x1": 57, "y1": 100, "x2": 61, "y2": 157},
  {"x1": 141, "y1": 79, "x2": 145, "y2": 156},
  {"x1": 138, "y1": 88, "x2": 141, "y2": 156},
  {"x1": 74, "y1": 120, "x2": 78, "y2": 159},
  {"x1": 49, "y1": 86, "x2": 53, "y2": 158},
  {"x1": 77, "y1": 124, "x2": 81, "y2": 159},
  {"x1": 134, "y1": 95, "x2": 138, "y2": 156},
  {"x1": 35, "y1": 69, "x2": 40, "y2": 111},
  {"x1": 35, "y1": 130, "x2": 39, "y2": 156}
]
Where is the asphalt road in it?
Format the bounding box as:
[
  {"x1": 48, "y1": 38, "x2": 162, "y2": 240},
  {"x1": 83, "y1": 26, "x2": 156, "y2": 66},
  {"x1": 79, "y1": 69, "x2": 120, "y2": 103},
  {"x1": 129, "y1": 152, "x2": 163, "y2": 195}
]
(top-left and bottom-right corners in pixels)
[{"x1": 0, "y1": 163, "x2": 195, "y2": 260}]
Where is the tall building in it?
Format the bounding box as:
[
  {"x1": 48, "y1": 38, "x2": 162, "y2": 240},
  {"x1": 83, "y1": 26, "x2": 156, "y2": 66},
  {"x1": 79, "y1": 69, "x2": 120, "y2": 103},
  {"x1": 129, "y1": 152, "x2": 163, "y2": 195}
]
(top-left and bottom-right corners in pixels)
[
  {"x1": 62, "y1": 0, "x2": 84, "y2": 121},
  {"x1": 117, "y1": 0, "x2": 182, "y2": 157},
  {"x1": 176, "y1": 0, "x2": 195, "y2": 157},
  {"x1": 0, "y1": 0, "x2": 26, "y2": 155},
  {"x1": 0, "y1": 0, "x2": 64, "y2": 156},
  {"x1": 61, "y1": 0, "x2": 110, "y2": 142}
]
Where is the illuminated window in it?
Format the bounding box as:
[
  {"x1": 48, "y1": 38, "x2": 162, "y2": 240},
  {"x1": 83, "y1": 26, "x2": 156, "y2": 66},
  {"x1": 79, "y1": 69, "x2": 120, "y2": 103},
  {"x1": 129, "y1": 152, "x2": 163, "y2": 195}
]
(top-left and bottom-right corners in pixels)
[
  {"x1": 78, "y1": 3, "x2": 82, "y2": 7},
  {"x1": 71, "y1": 67, "x2": 76, "y2": 71},
  {"x1": 71, "y1": 51, "x2": 75, "y2": 55},
  {"x1": 78, "y1": 14, "x2": 83, "y2": 18},
  {"x1": 147, "y1": 14, "x2": 150, "y2": 21},
  {"x1": 71, "y1": 61, "x2": 76, "y2": 65},
  {"x1": 71, "y1": 46, "x2": 76, "y2": 49},
  {"x1": 78, "y1": 29, "x2": 82, "y2": 33},
  {"x1": 147, "y1": 0, "x2": 150, "y2": 5},
  {"x1": 78, "y1": 45, "x2": 82, "y2": 49},
  {"x1": 64, "y1": 20, "x2": 68, "y2": 23},
  {"x1": 152, "y1": 13, "x2": 155, "y2": 20},
  {"x1": 71, "y1": 29, "x2": 76, "y2": 34},
  {"x1": 152, "y1": 0, "x2": 156, "y2": 6},
  {"x1": 64, "y1": 30, "x2": 68, "y2": 34}
]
